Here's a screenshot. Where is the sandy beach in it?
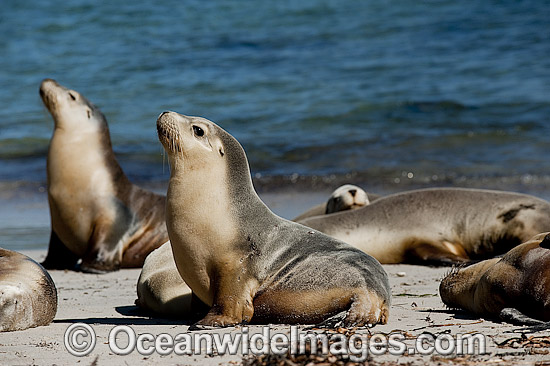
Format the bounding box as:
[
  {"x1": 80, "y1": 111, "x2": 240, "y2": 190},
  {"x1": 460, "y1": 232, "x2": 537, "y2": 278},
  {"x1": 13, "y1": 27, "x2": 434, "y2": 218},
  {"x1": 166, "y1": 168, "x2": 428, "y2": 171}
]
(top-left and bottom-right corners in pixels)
[
  {"x1": 2, "y1": 252, "x2": 550, "y2": 366},
  {"x1": 2, "y1": 0, "x2": 549, "y2": 364},
  {"x1": 1, "y1": 188, "x2": 550, "y2": 366}
]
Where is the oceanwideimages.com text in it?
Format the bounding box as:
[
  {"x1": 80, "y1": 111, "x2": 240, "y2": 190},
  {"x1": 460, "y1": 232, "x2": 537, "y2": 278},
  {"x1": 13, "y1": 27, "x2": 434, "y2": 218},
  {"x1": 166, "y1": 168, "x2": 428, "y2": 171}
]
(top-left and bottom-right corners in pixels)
[{"x1": 64, "y1": 323, "x2": 486, "y2": 361}]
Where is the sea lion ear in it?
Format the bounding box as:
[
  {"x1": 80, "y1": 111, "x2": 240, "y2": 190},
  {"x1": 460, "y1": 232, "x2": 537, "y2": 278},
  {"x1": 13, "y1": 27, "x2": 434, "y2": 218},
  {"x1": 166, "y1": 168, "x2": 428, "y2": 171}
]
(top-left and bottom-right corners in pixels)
[
  {"x1": 540, "y1": 234, "x2": 550, "y2": 249},
  {"x1": 219, "y1": 147, "x2": 224, "y2": 157}
]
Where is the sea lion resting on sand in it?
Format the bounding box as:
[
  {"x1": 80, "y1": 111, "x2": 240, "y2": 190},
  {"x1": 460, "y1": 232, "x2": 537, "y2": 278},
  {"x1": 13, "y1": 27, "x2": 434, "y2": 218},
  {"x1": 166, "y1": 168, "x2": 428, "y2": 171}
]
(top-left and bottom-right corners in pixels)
[
  {"x1": 292, "y1": 184, "x2": 378, "y2": 221},
  {"x1": 155, "y1": 111, "x2": 391, "y2": 327},
  {"x1": 0, "y1": 248, "x2": 57, "y2": 332},
  {"x1": 136, "y1": 242, "x2": 194, "y2": 316},
  {"x1": 440, "y1": 232, "x2": 550, "y2": 324},
  {"x1": 298, "y1": 188, "x2": 550, "y2": 265},
  {"x1": 40, "y1": 79, "x2": 168, "y2": 273}
]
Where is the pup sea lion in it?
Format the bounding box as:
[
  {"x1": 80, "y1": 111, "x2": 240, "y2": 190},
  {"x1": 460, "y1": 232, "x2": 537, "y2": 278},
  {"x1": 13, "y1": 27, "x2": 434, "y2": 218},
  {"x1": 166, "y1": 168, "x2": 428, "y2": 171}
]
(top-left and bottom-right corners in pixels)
[
  {"x1": 292, "y1": 184, "x2": 376, "y2": 221},
  {"x1": 440, "y1": 232, "x2": 550, "y2": 323},
  {"x1": 157, "y1": 111, "x2": 391, "y2": 327},
  {"x1": 40, "y1": 79, "x2": 168, "y2": 273},
  {"x1": 298, "y1": 188, "x2": 550, "y2": 265},
  {"x1": 0, "y1": 248, "x2": 57, "y2": 332}
]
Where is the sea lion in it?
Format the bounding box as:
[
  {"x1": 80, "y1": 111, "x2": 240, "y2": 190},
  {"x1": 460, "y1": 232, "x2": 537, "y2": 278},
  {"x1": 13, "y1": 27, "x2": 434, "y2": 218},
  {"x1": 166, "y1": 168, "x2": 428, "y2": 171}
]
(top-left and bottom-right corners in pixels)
[
  {"x1": 136, "y1": 242, "x2": 193, "y2": 316},
  {"x1": 157, "y1": 111, "x2": 391, "y2": 327},
  {"x1": 0, "y1": 248, "x2": 57, "y2": 332},
  {"x1": 136, "y1": 241, "x2": 210, "y2": 318},
  {"x1": 439, "y1": 232, "x2": 550, "y2": 323},
  {"x1": 292, "y1": 184, "x2": 376, "y2": 221},
  {"x1": 298, "y1": 188, "x2": 550, "y2": 265},
  {"x1": 40, "y1": 79, "x2": 168, "y2": 273}
]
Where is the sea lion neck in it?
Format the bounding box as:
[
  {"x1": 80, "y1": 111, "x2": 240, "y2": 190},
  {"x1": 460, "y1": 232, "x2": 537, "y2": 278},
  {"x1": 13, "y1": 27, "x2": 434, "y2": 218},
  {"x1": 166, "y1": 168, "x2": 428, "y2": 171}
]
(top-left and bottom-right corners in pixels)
[
  {"x1": 218, "y1": 129, "x2": 275, "y2": 225},
  {"x1": 48, "y1": 112, "x2": 130, "y2": 191}
]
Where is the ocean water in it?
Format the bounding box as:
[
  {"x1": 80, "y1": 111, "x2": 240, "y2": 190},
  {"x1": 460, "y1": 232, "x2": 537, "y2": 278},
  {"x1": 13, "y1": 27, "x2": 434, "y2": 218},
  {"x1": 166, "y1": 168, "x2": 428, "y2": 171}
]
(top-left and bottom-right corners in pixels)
[
  {"x1": 1, "y1": 1, "x2": 550, "y2": 250},
  {"x1": 1, "y1": 0, "x2": 549, "y2": 187}
]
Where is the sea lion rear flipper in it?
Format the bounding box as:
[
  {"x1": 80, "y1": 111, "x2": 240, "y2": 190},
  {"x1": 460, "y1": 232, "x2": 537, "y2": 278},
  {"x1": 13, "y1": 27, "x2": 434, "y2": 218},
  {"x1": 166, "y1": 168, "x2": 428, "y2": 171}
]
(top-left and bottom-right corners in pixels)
[
  {"x1": 41, "y1": 231, "x2": 79, "y2": 270},
  {"x1": 304, "y1": 310, "x2": 347, "y2": 330}
]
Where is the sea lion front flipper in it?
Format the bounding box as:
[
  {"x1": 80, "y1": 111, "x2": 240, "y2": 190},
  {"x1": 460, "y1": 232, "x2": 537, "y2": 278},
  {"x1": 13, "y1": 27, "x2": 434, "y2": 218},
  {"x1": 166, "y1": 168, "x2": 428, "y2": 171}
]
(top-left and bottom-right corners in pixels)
[
  {"x1": 41, "y1": 231, "x2": 79, "y2": 270},
  {"x1": 191, "y1": 305, "x2": 242, "y2": 330},
  {"x1": 499, "y1": 308, "x2": 545, "y2": 326},
  {"x1": 406, "y1": 241, "x2": 470, "y2": 266},
  {"x1": 79, "y1": 220, "x2": 124, "y2": 273},
  {"x1": 194, "y1": 273, "x2": 256, "y2": 328}
]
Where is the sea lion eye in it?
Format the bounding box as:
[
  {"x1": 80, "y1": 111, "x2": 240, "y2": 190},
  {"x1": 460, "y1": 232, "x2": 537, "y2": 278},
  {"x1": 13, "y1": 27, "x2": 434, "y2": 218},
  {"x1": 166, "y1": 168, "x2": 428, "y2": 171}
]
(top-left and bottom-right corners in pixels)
[
  {"x1": 69, "y1": 92, "x2": 76, "y2": 101},
  {"x1": 193, "y1": 125, "x2": 204, "y2": 137},
  {"x1": 86, "y1": 109, "x2": 91, "y2": 118}
]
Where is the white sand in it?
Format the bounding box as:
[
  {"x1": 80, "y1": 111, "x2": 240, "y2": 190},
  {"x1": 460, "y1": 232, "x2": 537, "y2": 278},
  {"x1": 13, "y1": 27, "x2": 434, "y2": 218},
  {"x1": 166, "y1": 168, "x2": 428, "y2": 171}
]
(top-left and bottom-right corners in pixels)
[
  {"x1": 1, "y1": 190, "x2": 549, "y2": 365},
  {"x1": 1, "y1": 250, "x2": 548, "y2": 366}
]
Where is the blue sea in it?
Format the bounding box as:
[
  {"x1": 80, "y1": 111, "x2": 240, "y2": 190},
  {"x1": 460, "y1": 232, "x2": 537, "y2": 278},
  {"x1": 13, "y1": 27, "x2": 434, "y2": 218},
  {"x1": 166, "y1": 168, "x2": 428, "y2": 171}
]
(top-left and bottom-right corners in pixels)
[{"x1": 1, "y1": 1, "x2": 549, "y2": 249}]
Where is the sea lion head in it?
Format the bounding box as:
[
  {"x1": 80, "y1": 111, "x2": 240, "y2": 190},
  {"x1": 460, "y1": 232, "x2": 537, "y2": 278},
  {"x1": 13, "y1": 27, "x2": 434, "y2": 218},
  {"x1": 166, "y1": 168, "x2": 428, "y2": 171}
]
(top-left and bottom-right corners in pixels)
[
  {"x1": 438, "y1": 258, "x2": 499, "y2": 312},
  {"x1": 156, "y1": 111, "x2": 224, "y2": 161},
  {"x1": 326, "y1": 184, "x2": 369, "y2": 214},
  {"x1": 39, "y1": 79, "x2": 105, "y2": 131},
  {"x1": 156, "y1": 111, "x2": 252, "y2": 185}
]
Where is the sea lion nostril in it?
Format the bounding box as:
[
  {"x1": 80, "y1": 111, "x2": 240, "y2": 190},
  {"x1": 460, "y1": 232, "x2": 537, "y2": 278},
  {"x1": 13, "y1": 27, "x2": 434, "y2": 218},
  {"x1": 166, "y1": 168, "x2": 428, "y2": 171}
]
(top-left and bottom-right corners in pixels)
[
  {"x1": 156, "y1": 124, "x2": 167, "y2": 138},
  {"x1": 349, "y1": 189, "x2": 357, "y2": 197}
]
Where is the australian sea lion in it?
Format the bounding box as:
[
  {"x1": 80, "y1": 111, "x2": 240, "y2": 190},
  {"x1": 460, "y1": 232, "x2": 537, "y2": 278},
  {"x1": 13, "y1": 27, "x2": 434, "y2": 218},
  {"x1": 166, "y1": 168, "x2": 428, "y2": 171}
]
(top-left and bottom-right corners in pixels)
[
  {"x1": 40, "y1": 79, "x2": 168, "y2": 273},
  {"x1": 298, "y1": 188, "x2": 550, "y2": 265},
  {"x1": 136, "y1": 242, "x2": 193, "y2": 316},
  {"x1": 439, "y1": 232, "x2": 550, "y2": 323},
  {"x1": 0, "y1": 248, "x2": 57, "y2": 332},
  {"x1": 157, "y1": 111, "x2": 391, "y2": 327},
  {"x1": 292, "y1": 184, "x2": 376, "y2": 221},
  {"x1": 136, "y1": 242, "x2": 210, "y2": 318}
]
